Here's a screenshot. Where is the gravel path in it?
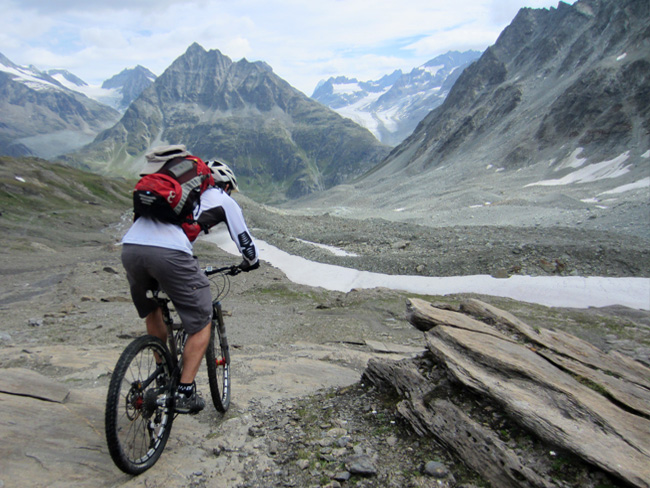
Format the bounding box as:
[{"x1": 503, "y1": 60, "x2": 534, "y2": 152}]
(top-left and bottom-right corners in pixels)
[{"x1": 239, "y1": 196, "x2": 650, "y2": 279}]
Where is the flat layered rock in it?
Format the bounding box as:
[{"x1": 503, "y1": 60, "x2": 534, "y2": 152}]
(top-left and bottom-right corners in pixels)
[
  {"x1": 367, "y1": 298, "x2": 650, "y2": 488},
  {"x1": 0, "y1": 368, "x2": 70, "y2": 403}
]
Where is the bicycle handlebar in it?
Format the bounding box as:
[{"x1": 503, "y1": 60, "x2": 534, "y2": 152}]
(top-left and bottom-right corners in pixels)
[{"x1": 204, "y1": 264, "x2": 241, "y2": 276}]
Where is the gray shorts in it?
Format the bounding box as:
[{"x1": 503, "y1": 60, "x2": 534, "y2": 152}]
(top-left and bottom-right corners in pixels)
[{"x1": 121, "y1": 244, "x2": 212, "y2": 334}]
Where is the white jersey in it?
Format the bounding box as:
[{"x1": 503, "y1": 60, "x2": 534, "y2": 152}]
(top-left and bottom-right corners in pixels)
[{"x1": 121, "y1": 216, "x2": 193, "y2": 254}]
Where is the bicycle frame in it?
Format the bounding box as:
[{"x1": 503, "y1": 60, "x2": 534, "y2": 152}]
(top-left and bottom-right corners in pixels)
[
  {"x1": 105, "y1": 264, "x2": 238, "y2": 474},
  {"x1": 149, "y1": 291, "x2": 185, "y2": 373}
]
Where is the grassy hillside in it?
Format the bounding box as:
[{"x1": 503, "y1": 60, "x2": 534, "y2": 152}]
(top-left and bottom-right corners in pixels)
[{"x1": 0, "y1": 156, "x2": 134, "y2": 251}]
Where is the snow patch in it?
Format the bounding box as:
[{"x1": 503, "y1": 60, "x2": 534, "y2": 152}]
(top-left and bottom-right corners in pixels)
[
  {"x1": 617, "y1": 53, "x2": 627, "y2": 61},
  {"x1": 600, "y1": 177, "x2": 650, "y2": 195},
  {"x1": 0, "y1": 64, "x2": 61, "y2": 92},
  {"x1": 423, "y1": 64, "x2": 444, "y2": 76},
  {"x1": 52, "y1": 73, "x2": 120, "y2": 104},
  {"x1": 295, "y1": 238, "x2": 358, "y2": 257},
  {"x1": 554, "y1": 148, "x2": 587, "y2": 171},
  {"x1": 203, "y1": 229, "x2": 650, "y2": 310},
  {"x1": 526, "y1": 152, "x2": 631, "y2": 187}
]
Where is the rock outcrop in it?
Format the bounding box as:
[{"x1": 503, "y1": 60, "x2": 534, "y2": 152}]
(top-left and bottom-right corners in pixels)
[{"x1": 363, "y1": 297, "x2": 650, "y2": 488}]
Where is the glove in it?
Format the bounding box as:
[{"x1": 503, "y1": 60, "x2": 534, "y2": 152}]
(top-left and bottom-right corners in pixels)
[{"x1": 239, "y1": 259, "x2": 260, "y2": 272}]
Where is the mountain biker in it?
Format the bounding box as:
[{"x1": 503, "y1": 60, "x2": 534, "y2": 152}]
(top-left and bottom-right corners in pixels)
[{"x1": 121, "y1": 148, "x2": 259, "y2": 413}]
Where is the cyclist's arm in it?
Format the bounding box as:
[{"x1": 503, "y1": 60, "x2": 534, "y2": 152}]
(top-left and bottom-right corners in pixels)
[{"x1": 197, "y1": 192, "x2": 259, "y2": 267}]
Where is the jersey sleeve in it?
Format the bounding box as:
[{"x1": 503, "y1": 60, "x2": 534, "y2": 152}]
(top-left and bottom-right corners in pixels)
[{"x1": 196, "y1": 189, "x2": 259, "y2": 265}]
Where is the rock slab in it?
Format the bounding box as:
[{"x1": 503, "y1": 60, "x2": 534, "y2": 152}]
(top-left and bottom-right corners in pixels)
[{"x1": 364, "y1": 298, "x2": 650, "y2": 488}]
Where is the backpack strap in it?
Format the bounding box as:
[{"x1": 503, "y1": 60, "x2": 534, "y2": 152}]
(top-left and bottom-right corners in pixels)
[{"x1": 185, "y1": 156, "x2": 215, "y2": 191}]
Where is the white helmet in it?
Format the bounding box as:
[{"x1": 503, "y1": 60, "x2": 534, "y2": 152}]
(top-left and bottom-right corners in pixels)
[{"x1": 206, "y1": 160, "x2": 239, "y2": 192}]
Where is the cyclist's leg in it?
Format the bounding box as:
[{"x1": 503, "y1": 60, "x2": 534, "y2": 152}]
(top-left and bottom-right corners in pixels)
[
  {"x1": 150, "y1": 250, "x2": 212, "y2": 387},
  {"x1": 121, "y1": 244, "x2": 161, "y2": 320},
  {"x1": 180, "y1": 322, "x2": 211, "y2": 384},
  {"x1": 146, "y1": 307, "x2": 167, "y2": 343}
]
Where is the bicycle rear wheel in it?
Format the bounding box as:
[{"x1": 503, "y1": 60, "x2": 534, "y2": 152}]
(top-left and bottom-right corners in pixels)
[
  {"x1": 105, "y1": 335, "x2": 175, "y2": 474},
  {"x1": 206, "y1": 306, "x2": 231, "y2": 412}
]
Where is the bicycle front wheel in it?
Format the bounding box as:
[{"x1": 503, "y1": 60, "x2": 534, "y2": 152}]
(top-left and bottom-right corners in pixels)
[
  {"x1": 105, "y1": 335, "x2": 175, "y2": 474},
  {"x1": 206, "y1": 307, "x2": 231, "y2": 412}
]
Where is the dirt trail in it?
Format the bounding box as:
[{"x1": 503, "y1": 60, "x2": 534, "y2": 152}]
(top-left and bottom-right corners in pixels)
[{"x1": 0, "y1": 231, "x2": 425, "y2": 487}]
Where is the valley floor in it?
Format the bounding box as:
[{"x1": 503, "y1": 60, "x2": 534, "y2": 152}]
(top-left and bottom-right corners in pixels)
[{"x1": 1, "y1": 196, "x2": 648, "y2": 487}]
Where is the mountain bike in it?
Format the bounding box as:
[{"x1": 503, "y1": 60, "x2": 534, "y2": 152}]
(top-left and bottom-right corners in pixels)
[{"x1": 104, "y1": 264, "x2": 240, "y2": 475}]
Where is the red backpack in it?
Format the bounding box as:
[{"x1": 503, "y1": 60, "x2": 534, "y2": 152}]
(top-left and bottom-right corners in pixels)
[{"x1": 133, "y1": 155, "x2": 214, "y2": 227}]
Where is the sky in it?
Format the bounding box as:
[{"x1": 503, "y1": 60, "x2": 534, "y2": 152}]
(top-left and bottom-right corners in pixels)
[{"x1": 0, "y1": 0, "x2": 576, "y2": 96}]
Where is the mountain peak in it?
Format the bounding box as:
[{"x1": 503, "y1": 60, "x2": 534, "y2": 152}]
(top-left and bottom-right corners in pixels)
[
  {"x1": 187, "y1": 42, "x2": 206, "y2": 54},
  {"x1": 312, "y1": 50, "x2": 482, "y2": 145},
  {"x1": 47, "y1": 69, "x2": 87, "y2": 87},
  {"x1": 97, "y1": 65, "x2": 156, "y2": 111},
  {"x1": 64, "y1": 42, "x2": 389, "y2": 201}
]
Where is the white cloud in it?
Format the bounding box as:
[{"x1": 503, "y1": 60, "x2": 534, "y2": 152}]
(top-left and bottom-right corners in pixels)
[{"x1": 0, "y1": 0, "x2": 575, "y2": 95}]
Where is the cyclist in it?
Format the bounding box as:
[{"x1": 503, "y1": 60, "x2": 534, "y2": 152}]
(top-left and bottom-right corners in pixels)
[
  {"x1": 190, "y1": 160, "x2": 260, "y2": 273},
  {"x1": 121, "y1": 150, "x2": 259, "y2": 413}
]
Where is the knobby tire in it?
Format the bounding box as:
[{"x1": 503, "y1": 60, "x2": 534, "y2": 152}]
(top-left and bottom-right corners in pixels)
[
  {"x1": 205, "y1": 307, "x2": 231, "y2": 412},
  {"x1": 105, "y1": 335, "x2": 175, "y2": 474}
]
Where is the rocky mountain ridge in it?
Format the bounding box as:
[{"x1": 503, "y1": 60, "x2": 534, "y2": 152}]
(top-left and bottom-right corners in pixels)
[
  {"x1": 100, "y1": 65, "x2": 157, "y2": 112},
  {"x1": 295, "y1": 0, "x2": 649, "y2": 240},
  {"x1": 63, "y1": 43, "x2": 389, "y2": 202},
  {"x1": 0, "y1": 52, "x2": 121, "y2": 159},
  {"x1": 312, "y1": 50, "x2": 482, "y2": 146},
  {"x1": 49, "y1": 65, "x2": 157, "y2": 113}
]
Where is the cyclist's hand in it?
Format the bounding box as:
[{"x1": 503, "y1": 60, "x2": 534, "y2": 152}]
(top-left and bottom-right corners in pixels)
[{"x1": 239, "y1": 259, "x2": 260, "y2": 272}]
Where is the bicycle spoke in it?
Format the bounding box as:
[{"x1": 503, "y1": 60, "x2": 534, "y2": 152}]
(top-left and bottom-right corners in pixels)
[{"x1": 105, "y1": 336, "x2": 175, "y2": 474}]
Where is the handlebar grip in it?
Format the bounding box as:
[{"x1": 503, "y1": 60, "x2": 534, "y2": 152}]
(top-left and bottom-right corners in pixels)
[{"x1": 204, "y1": 264, "x2": 242, "y2": 276}]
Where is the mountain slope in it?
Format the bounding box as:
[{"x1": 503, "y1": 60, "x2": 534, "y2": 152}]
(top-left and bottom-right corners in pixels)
[
  {"x1": 0, "y1": 53, "x2": 121, "y2": 159},
  {"x1": 312, "y1": 51, "x2": 482, "y2": 145},
  {"x1": 297, "y1": 0, "x2": 649, "y2": 239},
  {"x1": 64, "y1": 43, "x2": 389, "y2": 201},
  {"x1": 49, "y1": 66, "x2": 157, "y2": 113},
  {"x1": 391, "y1": 0, "x2": 649, "y2": 172},
  {"x1": 100, "y1": 65, "x2": 157, "y2": 111}
]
